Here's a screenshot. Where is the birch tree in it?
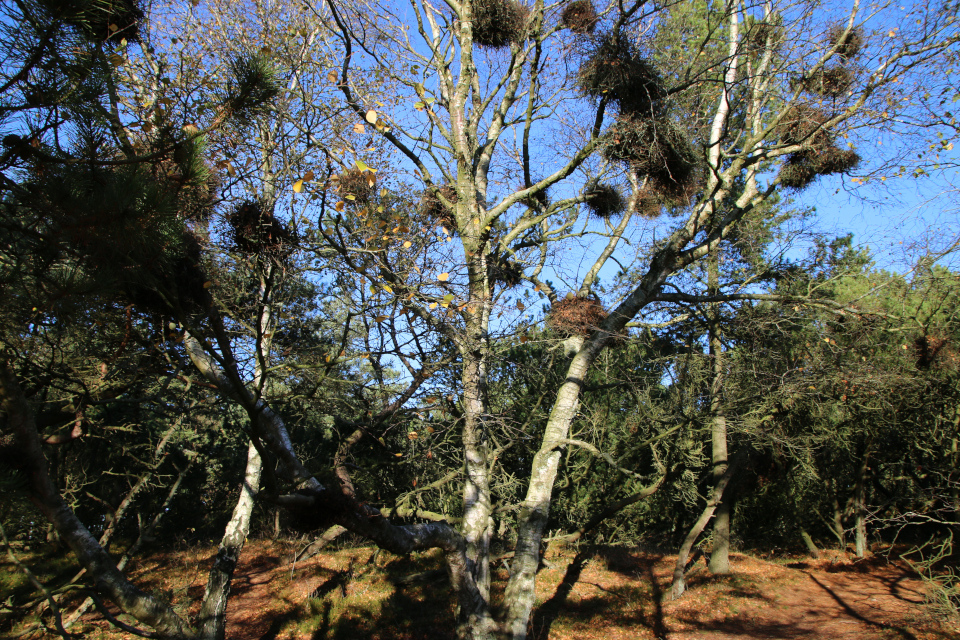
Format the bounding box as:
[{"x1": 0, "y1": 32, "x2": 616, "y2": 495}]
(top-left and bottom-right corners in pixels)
[{"x1": 287, "y1": 0, "x2": 960, "y2": 635}]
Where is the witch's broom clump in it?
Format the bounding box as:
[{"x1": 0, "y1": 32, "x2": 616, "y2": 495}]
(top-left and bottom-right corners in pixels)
[
  {"x1": 791, "y1": 66, "x2": 855, "y2": 98},
  {"x1": 828, "y1": 24, "x2": 865, "y2": 60},
  {"x1": 337, "y1": 167, "x2": 377, "y2": 205},
  {"x1": 464, "y1": 0, "x2": 530, "y2": 49},
  {"x1": 561, "y1": 0, "x2": 599, "y2": 35},
  {"x1": 547, "y1": 295, "x2": 609, "y2": 336},
  {"x1": 577, "y1": 32, "x2": 666, "y2": 117},
  {"x1": 489, "y1": 254, "x2": 524, "y2": 288},
  {"x1": 744, "y1": 17, "x2": 785, "y2": 54},
  {"x1": 226, "y1": 200, "x2": 294, "y2": 255},
  {"x1": 775, "y1": 105, "x2": 860, "y2": 189},
  {"x1": 420, "y1": 184, "x2": 459, "y2": 231},
  {"x1": 584, "y1": 180, "x2": 626, "y2": 219},
  {"x1": 576, "y1": 29, "x2": 702, "y2": 210},
  {"x1": 602, "y1": 117, "x2": 702, "y2": 205},
  {"x1": 791, "y1": 22, "x2": 865, "y2": 99}
]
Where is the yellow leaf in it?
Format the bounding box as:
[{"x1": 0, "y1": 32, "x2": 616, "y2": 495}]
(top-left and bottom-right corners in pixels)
[
  {"x1": 365, "y1": 109, "x2": 378, "y2": 124},
  {"x1": 353, "y1": 122, "x2": 365, "y2": 134},
  {"x1": 335, "y1": 201, "x2": 345, "y2": 211},
  {"x1": 426, "y1": 426, "x2": 435, "y2": 434},
  {"x1": 429, "y1": 302, "x2": 438, "y2": 309},
  {"x1": 383, "y1": 285, "x2": 393, "y2": 293},
  {"x1": 327, "y1": 70, "x2": 338, "y2": 83},
  {"x1": 203, "y1": 281, "x2": 213, "y2": 289},
  {"x1": 403, "y1": 241, "x2": 412, "y2": 248},
  {"x1": 293, "y1": 180, "x2": 304, "y2": 193},
  {"x1": 438, "y1": 272, "x2": 449, "y2": 282},
  {"x1": 375, "y1": 315, "x2": 388, "y2": 322},
  {"x1": 394, "y1": 453, "x2": 403, "y2": 457},
  {"x1": 355, "y1": 159, "x2": 375, "y2": 173}
]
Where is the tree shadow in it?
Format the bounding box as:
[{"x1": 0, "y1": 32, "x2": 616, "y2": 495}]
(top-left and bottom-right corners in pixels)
[
  {"x1": 303, "y1": 552, "x2": 456, "y2": 640},
  {"x1": 530, "y1": 548, "x2": 671, "y2": 640},
  {"x1": 531, "y1": 551, "x2": 586, "y2": 640},
  {"x1": 807, "y1": 573, "x2": 919, "y2": 640}
]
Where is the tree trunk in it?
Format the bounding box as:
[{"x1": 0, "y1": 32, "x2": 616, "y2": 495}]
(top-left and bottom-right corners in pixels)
[
  {"x1": 198, "y1": 442, "x2": 262, "y2": 640},
  {"x1": 669, "y1": 454, "x2": 741, "y2": 600},
  {"x1": 501, "y1": 347, "x2": 593, "y2": 639},
  {"x1": 799, "y1": 527, "x2": 821, "y2": 559},
  {"x1": 706, "y1": 244, "x2": 731, "y2": 576},
  {"x1": 461, "y1": 353, "x2": 493, "y2": 599},
  {"x1": 709, "y1": 482, "x2": 733, "y2": 573},
  {"x1": 824, "y1": 476, "x2": 846, "y2": 549},
  {"x1": 853, "y1": 451, "x2": 870, "y2": 558}
]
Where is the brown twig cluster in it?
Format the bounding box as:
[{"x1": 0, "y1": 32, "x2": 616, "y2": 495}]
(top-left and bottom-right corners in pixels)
[
  {"x1": 828, "y1": 24, "x2": 865, "y2": 60},
  {"x1": 577, "y1": 31, "x2": 701, "y2": 207},
  {"x1": 584, "y1": 181, "x2": 626, "y2": 219},
  {"x1": 548, "y1": 295, "x2": 608, "y2": 336},
  {"x1": 561, "y1": 0, "x2": 599, "y2": 35},
  {"x1": 227, "y1": 200, "x2": 293, "y2": 254},
  {"x1": 520, "y1": 183, "x2": 549, "y2": 210},
  {"x1": 744, "y1": 19, "x2": 784, "y2": 54},
  {"x1": 791, "y1": 23, "x2": 865, "y2": 99},
  {"x1": 420, "y1": 184, "x2": 459, "y2": 231},
  {"x1": 489, "y1": 254, "x2": 524, "y2": 288},
  {"x1": 577, "y1": 33, "x2": 665, "y2": 117},
  {"x1": 337, "y1": 167, "x2": 377, "y2": 205},
  {"x1": 791, "y1": 67, "x2": 854, "y2": 98},
  {"x1": 776, "y1": 105, "x2": 860, "y2": 189},
  {"x1": 603, "y1": 117, "x2": 701, "y2": 204},
  {"x1": 466, "y1": 0, "x2": 530, "y2": 49}
]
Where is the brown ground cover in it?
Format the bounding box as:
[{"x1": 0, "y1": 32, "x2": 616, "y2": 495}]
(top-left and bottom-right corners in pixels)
[{"x1": 6, "y1": 541, "x2": 957, "y2": 639}]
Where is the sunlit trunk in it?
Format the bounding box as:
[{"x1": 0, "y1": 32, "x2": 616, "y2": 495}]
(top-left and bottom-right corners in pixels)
[{"x1": 198, "y1": 442, "x2": 262, "y2": 640}]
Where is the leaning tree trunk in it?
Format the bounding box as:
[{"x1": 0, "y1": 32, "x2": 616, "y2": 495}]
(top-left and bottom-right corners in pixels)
[
  {"x1": 0, "y1": 362, "x2": 198, "y2": 639},
  {"x1": 799, "y1": 527, "x2": 821, "y2": 559},
  {"x1": 669, "y1": 455, "x2": 741, "y2": 601}
]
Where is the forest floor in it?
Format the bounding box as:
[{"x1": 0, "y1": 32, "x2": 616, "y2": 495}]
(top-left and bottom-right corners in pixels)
[{"x1": 3, "y1": 539, "x2": 958, "y2": 639}]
